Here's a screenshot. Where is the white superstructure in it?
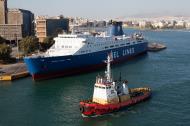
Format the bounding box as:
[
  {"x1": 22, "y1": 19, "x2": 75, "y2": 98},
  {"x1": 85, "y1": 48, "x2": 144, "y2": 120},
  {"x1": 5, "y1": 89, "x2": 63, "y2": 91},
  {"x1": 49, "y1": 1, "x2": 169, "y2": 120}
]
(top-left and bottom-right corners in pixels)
[
  {"x1": 45, "y1": 32, "x2": 144, "y2": 57},
  {"x1": 92, "y1": 55, "x2": 130, "y2": 105}
]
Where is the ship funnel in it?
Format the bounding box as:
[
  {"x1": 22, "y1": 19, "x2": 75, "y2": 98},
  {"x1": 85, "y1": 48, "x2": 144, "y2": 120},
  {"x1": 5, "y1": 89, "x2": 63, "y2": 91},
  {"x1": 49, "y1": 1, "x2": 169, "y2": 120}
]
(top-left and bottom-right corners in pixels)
[{"x1": 109, "y1": 21, "x2": 124, "y2": 36}]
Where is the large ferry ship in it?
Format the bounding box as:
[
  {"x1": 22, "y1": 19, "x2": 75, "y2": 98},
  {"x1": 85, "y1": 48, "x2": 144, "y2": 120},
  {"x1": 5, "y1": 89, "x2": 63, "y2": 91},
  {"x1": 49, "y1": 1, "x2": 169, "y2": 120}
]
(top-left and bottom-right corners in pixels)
[{"x1": 24, "y1": 21, "x2": 148, "y2": 80}]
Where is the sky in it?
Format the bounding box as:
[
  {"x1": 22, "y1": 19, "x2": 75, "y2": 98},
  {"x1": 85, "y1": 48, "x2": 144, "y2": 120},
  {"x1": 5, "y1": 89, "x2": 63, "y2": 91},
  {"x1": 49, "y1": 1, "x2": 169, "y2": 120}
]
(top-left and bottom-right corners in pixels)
[{"x1": 8, "y1": 0, "x2": 190, "y2": 19}]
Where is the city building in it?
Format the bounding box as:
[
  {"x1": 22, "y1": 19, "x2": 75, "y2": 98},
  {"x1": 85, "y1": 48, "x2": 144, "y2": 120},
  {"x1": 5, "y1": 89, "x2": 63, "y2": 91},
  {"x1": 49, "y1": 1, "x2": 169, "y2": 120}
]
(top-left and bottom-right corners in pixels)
[
  {"x1": 0, "y1": 24, "x2": 22, "y2": 40},
  {"x1": 8, "y1": 9, "x2": 34, "y2": 36},
  {"x1": 152, "y1": 21, "x2": 165, "y2": 29},
  {"x1": 36, "y1": 16, "x2": 69, "y2": 42},
  {"x1": 123, "y1": 21, "x2": 133, "y2": 27},
  {"x1": 0, "y1": 0, "x2": 7, "y2": 24},
  {"x1": 167, "y1": 21, "x2": 176, "y2": 28},
  {"x1": 0, "y1": 0, "x2": 34, "y2": 41},
  {"x1": 132, "y1": 21, "x2": 139, "y2": 27},
  {"x1": 175, "y1": 20, "x2": 186, "y2": 28},
  {"x1": 139, "y1": 21, "x2": 152, "y2": 28}
]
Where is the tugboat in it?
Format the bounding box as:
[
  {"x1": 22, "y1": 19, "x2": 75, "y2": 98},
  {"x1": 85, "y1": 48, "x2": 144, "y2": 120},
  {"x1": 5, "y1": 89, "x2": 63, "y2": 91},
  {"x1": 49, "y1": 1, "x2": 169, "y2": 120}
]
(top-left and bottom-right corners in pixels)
[{"x1": 79, "y1": 54, "x2": 151, "y2": 117}]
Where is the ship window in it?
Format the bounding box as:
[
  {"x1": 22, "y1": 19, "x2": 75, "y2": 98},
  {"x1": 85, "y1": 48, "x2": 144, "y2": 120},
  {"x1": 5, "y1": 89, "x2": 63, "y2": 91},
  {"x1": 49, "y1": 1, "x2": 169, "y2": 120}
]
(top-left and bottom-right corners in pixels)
[
  {"x1": 97, "y1": 86, "x2": 101, "y2": 88},
  {"x1": 110, "y1": 45, "x2": 114, "y2": 48},
  {"x1": 111, "y1": 90, "x2": 114, "y2": 94},
  {"x1": 98, "y1": 86, "x2": 103, "y2": 89}
]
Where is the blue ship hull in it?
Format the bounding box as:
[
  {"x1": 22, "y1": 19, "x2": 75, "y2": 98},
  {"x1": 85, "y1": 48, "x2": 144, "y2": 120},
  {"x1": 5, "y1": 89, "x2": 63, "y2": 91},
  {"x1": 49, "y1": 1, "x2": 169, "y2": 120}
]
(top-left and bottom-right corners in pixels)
[{"x1": 24, "y1": 42, "x2": 148, "y2": 80}]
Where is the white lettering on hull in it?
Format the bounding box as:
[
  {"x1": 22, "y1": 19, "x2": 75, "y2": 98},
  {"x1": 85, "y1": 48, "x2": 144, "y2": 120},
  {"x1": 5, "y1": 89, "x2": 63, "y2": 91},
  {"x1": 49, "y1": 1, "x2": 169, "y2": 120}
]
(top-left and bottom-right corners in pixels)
[
  {"x1": 122, "y1": 48, "x2": 135, "y2": 56},
  {"x1": 113, "y1": 51, "x2": 119, "y2": 59},
  {"x1": 112, "y1": 48, "x2": 135, "y2": 59}
]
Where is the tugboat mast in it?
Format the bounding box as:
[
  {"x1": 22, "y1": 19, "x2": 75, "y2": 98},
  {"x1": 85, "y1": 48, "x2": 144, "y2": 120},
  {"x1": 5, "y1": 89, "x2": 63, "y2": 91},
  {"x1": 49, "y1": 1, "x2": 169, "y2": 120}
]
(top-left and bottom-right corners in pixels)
[{"x1": 106, "y1": 54, "x2": 113, "y2": 82}]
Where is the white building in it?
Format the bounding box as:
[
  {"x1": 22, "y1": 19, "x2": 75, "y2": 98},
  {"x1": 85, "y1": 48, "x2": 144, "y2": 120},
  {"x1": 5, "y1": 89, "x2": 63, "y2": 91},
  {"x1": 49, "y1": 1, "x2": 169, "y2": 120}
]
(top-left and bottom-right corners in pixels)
[
  {"x1": 152, "y1": 21, "x2": 165, "y2": 29},
  {"x1": 175, "y1": 20, "x2": 186, "y2": 28},
  {"x1": 138, "y1": 21, "x2": 152, "y2": 28},
  {"x1": 185, "y1": 22, "x2": 190, "y2": 29}
]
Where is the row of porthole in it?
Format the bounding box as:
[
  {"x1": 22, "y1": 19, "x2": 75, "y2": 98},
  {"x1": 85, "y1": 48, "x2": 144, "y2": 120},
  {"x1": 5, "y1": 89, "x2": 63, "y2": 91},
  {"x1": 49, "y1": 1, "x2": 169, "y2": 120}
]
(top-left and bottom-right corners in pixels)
[
  {"x1": 61, "y1": 45, "x2": 72, "y2": 48},
  {"x1": 95, "y1": 85, "x2": 112, "y2": 89},
  {"x1": 104, "y1": 42, "x2": 131, "y2": 49}
]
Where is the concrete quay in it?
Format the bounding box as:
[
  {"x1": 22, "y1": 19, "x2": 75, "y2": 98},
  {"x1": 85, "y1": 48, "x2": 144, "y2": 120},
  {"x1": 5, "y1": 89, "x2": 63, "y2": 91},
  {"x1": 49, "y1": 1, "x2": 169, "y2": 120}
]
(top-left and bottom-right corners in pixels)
[{"x1": 0, "y1": 63, "x2": 29, "y2": 81}]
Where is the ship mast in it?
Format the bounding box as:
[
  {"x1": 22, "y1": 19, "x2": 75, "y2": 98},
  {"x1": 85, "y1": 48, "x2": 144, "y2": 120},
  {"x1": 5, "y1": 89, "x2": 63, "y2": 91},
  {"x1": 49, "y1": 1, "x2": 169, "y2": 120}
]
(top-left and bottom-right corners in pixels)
[{"x1": 106, "y1": 53, "x2": 113, "y2": 82}]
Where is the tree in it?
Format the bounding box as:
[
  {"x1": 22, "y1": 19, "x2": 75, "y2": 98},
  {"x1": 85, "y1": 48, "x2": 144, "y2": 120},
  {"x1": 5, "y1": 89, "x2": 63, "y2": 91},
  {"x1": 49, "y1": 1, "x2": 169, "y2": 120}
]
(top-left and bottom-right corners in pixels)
[
  {"x1": 40, "y1": 36, "x2": 55, "y2": 51},
  {"x1": 0, "y1": 44, "x2": 12, "y2": 60},
  {"x1": 0, "y1": 36, "x2": 6, "y2": 44},
  {"x1": 19, "y1": 36, "x2": 39, "y2": 55}
]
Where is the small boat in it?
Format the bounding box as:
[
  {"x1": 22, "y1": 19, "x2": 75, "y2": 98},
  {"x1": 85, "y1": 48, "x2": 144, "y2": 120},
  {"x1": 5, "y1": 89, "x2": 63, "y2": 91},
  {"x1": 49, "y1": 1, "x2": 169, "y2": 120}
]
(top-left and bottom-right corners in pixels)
[
  {"x1": 148, "y1": 42, "x2": 167, "y2": 52},
  {"x1": 79, "y1": 54, "x2": 151, "y2": 117}
]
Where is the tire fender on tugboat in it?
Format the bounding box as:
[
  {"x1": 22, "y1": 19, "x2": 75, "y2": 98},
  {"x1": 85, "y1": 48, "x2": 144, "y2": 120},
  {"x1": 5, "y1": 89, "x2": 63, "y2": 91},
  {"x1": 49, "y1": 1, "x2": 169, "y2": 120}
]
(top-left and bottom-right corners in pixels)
[{"x1": 80, "y1": 106, "x2": 84, "y2": 113}]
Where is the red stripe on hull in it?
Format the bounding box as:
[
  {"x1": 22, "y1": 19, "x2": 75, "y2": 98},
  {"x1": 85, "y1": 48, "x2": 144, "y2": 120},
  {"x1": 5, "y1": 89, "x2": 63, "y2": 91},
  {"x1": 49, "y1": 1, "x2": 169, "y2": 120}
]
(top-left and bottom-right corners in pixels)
[{"x1": 32, "y1": 51, "x2": 147, "y2": 80}]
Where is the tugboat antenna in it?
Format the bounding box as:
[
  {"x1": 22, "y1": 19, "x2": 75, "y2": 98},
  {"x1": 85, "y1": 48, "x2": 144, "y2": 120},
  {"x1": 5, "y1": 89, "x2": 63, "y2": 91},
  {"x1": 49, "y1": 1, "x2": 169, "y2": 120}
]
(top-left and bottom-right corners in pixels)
[
  {"x1": 119, "y1": 72, "x2": 122, "y2": 82},
  {"x1": 106, "y1": 53, "x2": 113, "y2": 82}
]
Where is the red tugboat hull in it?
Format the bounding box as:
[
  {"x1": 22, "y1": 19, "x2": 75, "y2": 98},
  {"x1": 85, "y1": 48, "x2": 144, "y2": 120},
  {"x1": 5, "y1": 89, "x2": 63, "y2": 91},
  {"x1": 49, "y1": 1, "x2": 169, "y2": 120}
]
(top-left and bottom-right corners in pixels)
[{"x1": 80, "y1": 88, "x2": 151, "y2": 117}]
